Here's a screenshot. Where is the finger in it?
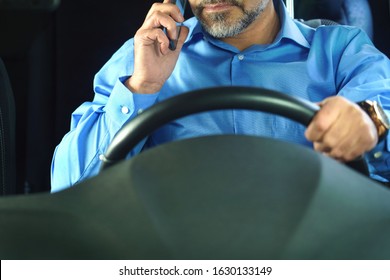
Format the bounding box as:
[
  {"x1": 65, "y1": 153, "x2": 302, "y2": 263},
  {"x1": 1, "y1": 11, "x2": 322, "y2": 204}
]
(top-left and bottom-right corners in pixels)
[
  {"x1": 312, "y1": 141, "x2": 350, "y2": 161},
  {"x1": 315, "y1": 143, "x2": 349, "y2": 162},
  {"x1": 143, "y1": 12, "x2": 185, "y2": 45},
  {"x1": 305, "y1": 99, "x2": 341, "y2": 142},
  {"x1": 144, "y1": 2, "x2": 184, "y2": 28},
  {"x1": 315, "y1": 109, "x2": 354, "y2": 156},
  {"x1": 163, "y1": 0, "x2": 186, "y2": 21},
  {"x1": 313, "y1": 141, "x2": 330, "y2": 153},
  {"x1": 145, "y1": 2, "x2": 173, "y2": 18},
  {"x1": 135, "y1": 28, "x2": 170, "y2": 54},
  {"x1": 321, "y1": 135, "x2": 363, "y2": 162},
  {"x1": 326, "y1": 119, "x2": 369, "y2": 161}
]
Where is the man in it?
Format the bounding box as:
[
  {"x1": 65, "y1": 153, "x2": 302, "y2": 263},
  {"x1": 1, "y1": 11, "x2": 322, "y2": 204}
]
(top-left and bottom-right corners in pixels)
[{"x1": 51, "y1": 0, "x2": 390, "y2": 192}]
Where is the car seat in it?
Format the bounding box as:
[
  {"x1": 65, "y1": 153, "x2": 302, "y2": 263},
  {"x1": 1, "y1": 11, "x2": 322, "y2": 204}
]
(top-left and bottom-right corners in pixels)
[
  {"x1": 0, "y1": 58, "x2": 16, "y2": 196},
  {"x1": 293, "y1": 0, "x2": 374, "y2": 39}
]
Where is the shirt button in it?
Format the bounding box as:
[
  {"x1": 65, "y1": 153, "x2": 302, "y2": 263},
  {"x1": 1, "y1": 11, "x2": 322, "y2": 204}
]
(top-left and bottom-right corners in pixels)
[
  {"x1": 121, "y1": 106, "x2": 130, "y2": 114},
  {"x1": 237, "y1": 54, "x2": 245, "y2": 60},
  {"x1": 374, "y1": 151, "x2": 383, "y2": 159}
]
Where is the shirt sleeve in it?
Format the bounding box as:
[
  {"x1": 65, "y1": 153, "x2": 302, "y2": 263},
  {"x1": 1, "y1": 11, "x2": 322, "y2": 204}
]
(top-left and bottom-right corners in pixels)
[
  {"x1": 50, "y1": 39, "x2": 159, "y2": 192},
  {"x1": 335, "y1": 27, "x2": 390, "y2": 182}
]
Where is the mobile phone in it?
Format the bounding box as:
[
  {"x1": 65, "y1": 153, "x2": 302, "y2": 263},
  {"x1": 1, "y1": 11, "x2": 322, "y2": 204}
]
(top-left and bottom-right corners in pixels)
[{"x1": 166, "y1": 0, "x2": 187, "y2": 50}]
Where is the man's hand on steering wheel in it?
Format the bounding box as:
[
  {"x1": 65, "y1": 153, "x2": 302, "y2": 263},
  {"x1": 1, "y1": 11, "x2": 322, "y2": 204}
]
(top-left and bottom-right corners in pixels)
[{"x1": 305, "y1": 96, "x2": 378, "y2": 162}]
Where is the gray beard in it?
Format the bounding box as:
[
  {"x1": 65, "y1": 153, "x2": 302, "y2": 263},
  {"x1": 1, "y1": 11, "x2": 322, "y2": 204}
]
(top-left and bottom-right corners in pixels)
[{"x1": 196, "y1": 0, "x2": 270, "y2": 38}]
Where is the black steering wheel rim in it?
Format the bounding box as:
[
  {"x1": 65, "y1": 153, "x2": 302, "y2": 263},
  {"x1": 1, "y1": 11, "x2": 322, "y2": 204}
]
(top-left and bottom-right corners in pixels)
[
  {"x1": 100, "y1": 86, "x2": 318, "y2": 170},
  {"x1": 99, "y1": 86, "x2": 368, "y2": 175}
]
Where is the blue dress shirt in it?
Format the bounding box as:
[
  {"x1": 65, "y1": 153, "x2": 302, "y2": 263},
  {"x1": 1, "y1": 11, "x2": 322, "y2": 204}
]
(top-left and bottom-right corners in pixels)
[{"x1": 51, "y1": 0, "x2": 390, "y2": 192}]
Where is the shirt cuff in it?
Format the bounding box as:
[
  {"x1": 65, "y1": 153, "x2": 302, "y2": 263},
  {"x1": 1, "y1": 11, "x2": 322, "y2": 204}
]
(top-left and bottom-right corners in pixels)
[
  {"x1": 366, "y1": 138, "x2": 390, "y2": 182},
  {"x1": 105, "y1": 77, "x2": 159, "y2": 127}
]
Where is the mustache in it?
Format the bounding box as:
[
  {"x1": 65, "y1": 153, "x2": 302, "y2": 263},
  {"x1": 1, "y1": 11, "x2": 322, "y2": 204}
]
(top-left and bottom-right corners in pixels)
[
  {"x1": 196, "y1": 0, "x2": 243, "y2": 14},
  {"x1": 198, "y1": 0, "x2": 242, "y2": 8}
]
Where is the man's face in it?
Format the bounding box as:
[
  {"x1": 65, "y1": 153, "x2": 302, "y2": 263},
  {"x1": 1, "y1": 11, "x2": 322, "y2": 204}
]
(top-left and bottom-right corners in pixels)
[{"x1": 189, "y1": 0, "x2": 270, "y2": 38}]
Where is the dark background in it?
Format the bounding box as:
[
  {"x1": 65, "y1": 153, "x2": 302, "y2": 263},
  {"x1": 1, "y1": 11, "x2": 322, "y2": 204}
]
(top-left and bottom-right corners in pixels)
[{"x1": 0, "y1": 0, "x2": 389, "y2": 194}]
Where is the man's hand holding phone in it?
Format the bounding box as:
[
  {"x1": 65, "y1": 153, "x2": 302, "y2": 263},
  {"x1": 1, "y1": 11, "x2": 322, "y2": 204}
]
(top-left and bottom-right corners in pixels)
[{"x1": 127, "y1": 0, "x2": 189, "y2": 94}]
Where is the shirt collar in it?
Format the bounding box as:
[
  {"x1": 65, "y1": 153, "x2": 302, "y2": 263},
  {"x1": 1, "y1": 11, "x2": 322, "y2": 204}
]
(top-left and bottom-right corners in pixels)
[
  {"x1": 273, "y1": 0, "x2": 310, "y2": 49},
  {"x1": 183, "y1": 0, "x2": 310, "y2": 49}
]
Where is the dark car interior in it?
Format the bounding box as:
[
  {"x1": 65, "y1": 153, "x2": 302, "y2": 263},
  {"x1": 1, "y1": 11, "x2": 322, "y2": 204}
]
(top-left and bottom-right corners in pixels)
[{"x1": 0, "y1": 0, "x2": 390, "y2": 260}]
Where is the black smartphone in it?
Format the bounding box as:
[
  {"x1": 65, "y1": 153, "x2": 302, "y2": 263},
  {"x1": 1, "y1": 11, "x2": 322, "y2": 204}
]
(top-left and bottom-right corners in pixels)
[{"x1": 166, "y1": 0, "x2": 187, "y2": 50}]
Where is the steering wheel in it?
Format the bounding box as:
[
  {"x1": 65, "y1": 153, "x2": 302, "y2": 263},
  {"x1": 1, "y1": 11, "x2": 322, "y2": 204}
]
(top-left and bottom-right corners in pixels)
[{"x1": 99, "y1": 86, "x2": 369, "y2": 175}]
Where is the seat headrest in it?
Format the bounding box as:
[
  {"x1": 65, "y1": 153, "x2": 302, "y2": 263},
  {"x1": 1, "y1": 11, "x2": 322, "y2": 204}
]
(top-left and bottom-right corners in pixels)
[{"x1": 295, "y1": 0, "x2": 373, "y2": 39}]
